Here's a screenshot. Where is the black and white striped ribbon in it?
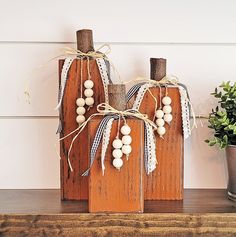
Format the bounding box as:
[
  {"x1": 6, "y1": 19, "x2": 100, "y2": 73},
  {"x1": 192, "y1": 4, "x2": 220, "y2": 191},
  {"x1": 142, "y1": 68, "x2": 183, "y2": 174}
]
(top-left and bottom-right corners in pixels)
[
  {"x1": 126, "y1": 82, "x2": 145, "y2": 103},
  {"x1": 82, "y1": 109, "x2": 156, "y2": 176},
  {"x1": 126, "y1": 82, "x2": 191, "y2": 136},
  {"x1": 56, "y1": 58, "x2": 112, "y2": 134},
  {"x1": 82, "y1": 114, "x2": 118, "y2": 176}
]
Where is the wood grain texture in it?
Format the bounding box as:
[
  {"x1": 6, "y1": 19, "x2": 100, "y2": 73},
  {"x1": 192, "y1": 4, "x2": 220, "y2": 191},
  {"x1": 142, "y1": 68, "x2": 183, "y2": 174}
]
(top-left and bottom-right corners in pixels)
[
  {"x1": 150, "y1": 58, "x2": 166, "y2": 81},
  {"x1": 88, "y1": 118, "x2": 144, "y2": 213},
  {"x1": 76, "y1": 29, "x2": 94, "y2": 53},
  {"x1": 1, "y1": 189, "x2": 236, "y2": 236},
  {"x1": 140, "y1": 87, "x2": 183, "y2": 200},
  {"x1": 1, "y1": 213, "x2": 236, "y2": 237},
  {"x1": 59, "y1": 59, "x2": 105, "y2": 200},
  {"x1": 108, "y1": 84, "x2": 126, "y2": 111}
]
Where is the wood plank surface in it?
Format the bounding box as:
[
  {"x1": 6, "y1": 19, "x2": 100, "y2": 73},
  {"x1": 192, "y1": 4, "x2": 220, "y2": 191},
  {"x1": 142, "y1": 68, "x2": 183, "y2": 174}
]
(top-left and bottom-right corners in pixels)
[
  {"x1": 88, "y1": 118, "x2": 144, "y2": 213},
  {"x1": 1, "y1": 190, "x2": 236, "y2": 236},
  {"x1": 1, "y1": 213, "x2": 236, "y2": 237},
  {"x1": 0, "y1": 189, "x2": 235, "y2": 214},
  {"x1": 60, "y1": 58, "x2": 105, "y2": 200}
]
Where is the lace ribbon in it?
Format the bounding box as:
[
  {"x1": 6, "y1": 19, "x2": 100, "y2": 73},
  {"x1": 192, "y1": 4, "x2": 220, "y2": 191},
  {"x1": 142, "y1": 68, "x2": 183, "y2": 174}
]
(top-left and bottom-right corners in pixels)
[
  {"x1": 96, "y1": 58, "x2": 111, "y2": 104},
  {"x1": 59, "y1": 103, "x2": 157, "y2": 173},
  {"x1": 144, "y1": 121, "x2": 157, "y2": 174},
  {"x1": 56, "y1": 57, "x2": 111, "y2": 134},
  {"x1": 126, "y1": 76, "x2": 195, "y2": 139},
  {"x1": 101, "y1": 117, "x2": 114, "y2": 175},
  {"x1": 82, "y1": 112, "x2": 157, "y2": 176}
]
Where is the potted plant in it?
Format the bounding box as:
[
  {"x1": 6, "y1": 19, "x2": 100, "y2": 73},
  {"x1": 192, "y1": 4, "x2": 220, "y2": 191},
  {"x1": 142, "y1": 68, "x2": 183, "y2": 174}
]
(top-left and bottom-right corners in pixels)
[{"x1": 206, "y1": 81, "x2": 236, "y2": 201}]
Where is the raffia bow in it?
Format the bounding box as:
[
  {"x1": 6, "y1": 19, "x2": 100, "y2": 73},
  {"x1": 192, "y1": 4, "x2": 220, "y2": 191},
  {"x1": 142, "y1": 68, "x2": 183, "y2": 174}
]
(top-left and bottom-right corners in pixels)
[
  {"x1": 24, "y1": 44, "x2": 121, "y2": 104},
  {"x1": 127, "y1": 75, "x2": 180, "y2": 86},
  {"x1": 59, "y1": 103, "x2": 157, "y2": 172},
  {"x1": 127, "y1": 75, "x2": 197, "y2": 130},
  {"x1": 62, "y1": 44, "x2": 111, "y2": 59}
]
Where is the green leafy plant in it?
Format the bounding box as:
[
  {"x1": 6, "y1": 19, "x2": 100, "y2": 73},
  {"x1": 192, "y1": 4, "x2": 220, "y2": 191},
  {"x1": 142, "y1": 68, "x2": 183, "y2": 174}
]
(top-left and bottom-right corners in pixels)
[{"x1": 205, "y1": 81, "x2": 236, "y2": 149}]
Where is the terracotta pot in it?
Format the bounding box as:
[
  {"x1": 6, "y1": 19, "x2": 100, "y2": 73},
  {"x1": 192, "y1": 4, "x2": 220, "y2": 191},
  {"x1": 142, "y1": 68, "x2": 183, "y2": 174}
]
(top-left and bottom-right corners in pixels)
[{"x1": 226, "y1": 145, "x2": 236, "y2": 201}]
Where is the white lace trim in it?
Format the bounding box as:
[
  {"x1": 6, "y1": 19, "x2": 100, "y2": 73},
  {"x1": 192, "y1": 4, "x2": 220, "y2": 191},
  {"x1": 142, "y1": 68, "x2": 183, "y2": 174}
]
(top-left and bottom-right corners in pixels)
[
  {"x1": 133, "y1": 84, "x2": 191, "y2": 139},
  {"x1": 178, "y1": 86, "x2": 191, "y2": 139},
  {"x1": 132, "y1": 84, "x2": 149, "y2": 110},
  {"x1": 101, "y1": 118, "x2": 114, "y2": 175},
  {"x1": 145, "y1": 121, "x2": 157, "y2": 174},
  {"x1": 96, "y1": 58, "x2": 110, "y2": 104},
  {"x1": 55, "y1": 58, "x2": 74, "y2": 110}
]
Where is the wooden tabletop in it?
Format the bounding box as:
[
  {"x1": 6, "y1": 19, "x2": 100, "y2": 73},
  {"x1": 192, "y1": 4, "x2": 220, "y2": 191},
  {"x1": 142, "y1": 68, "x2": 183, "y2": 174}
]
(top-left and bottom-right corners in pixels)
[
  {"x1": 0, "y1": 189, "x2": 235, "y2": 214},
  {"x1": 1, "y1": 189, "x2": 236, "y2": 236}
]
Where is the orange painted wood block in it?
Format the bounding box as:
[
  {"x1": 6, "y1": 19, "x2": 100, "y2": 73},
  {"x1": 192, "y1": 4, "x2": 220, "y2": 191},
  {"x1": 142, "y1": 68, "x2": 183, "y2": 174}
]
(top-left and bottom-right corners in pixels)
[
  {"x1": 140, "y1": 87, "x2": 183, "y2": 200},
  {"x1": 59, "y1": 59, "x2": 105, "y2": 200},
  {"x1": 88, "y1": 118, "x2": 144, "y2": 213}
]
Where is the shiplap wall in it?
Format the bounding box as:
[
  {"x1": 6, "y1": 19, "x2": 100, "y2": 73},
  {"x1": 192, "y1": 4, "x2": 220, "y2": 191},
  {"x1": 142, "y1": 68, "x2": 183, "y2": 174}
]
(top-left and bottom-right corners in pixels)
[{"x1": 0, "y1": 0, "x2": 234, "y2": 189}]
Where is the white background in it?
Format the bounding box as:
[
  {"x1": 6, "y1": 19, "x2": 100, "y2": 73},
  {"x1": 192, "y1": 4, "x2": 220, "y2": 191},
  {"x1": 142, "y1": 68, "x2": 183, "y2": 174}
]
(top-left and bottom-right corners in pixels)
[{"x1": 0, "y1": 0, "x2": 234, "y2": 189}]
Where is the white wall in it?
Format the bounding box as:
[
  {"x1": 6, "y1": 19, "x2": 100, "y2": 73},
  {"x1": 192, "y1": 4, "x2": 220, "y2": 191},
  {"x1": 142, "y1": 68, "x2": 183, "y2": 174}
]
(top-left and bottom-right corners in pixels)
[{"x1": 0, "y1": 0, "x2": 234, "y2": 189}]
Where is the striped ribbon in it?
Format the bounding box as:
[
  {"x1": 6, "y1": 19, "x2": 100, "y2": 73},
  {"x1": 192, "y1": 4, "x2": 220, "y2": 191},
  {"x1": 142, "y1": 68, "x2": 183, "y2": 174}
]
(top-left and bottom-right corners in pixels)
[
  {"x1": 125, "y1": 78, "x2": 193, "y2": 137},
  {"x1": 59, "y1": 103, "x2": 157, "y2": 174},
  {"x1": 82, "y1": 108, "x2": 157, "y2": 176}
]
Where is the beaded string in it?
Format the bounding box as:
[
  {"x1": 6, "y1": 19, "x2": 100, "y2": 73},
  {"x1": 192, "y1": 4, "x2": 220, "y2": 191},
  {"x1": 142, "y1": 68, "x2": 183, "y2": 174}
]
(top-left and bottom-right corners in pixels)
[
  {"x1": 159, "y1": 85, "x2": 162, "y2": 109},
  {"x1": 86, "y1": 57, "x2": 93, "y2": 111},
  {"x1": 80, "y1": 58, "x2": 83, "y2": 98},
  {"x1": 87, "y1": 56, "x2": 91, "y2": 80},
  {"x1": 116, "y1": 115, "x2": 121, "y2": 139},
  {"x1": 165, "y1": 84, "x2": 168, "y2": 97},
  {"x1": 60, "y1": 103, "x2": 157, "y2": 172}
]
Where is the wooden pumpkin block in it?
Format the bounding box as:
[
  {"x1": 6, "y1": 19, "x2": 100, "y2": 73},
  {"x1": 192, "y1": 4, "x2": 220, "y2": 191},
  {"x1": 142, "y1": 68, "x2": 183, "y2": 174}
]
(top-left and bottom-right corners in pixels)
[
  {"x1": 140, "y1": 87, "x2": 183, "y2": 200},
  {"x1": 88, "y1": 118, "x2": 144, "y2": 213},
  {"x1": 59, "y1": 58, "x2": 105, "y2": 200}
]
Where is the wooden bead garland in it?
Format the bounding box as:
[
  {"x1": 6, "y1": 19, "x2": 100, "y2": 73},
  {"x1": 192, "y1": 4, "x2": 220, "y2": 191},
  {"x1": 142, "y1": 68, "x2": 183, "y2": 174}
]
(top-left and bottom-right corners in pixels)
[
  {"x1": 162, "y1": 87, "x2": 173, "y2": 124},
  {"x1": 121, "y1": 124, "x2": 132, "y2": 160},
  {"x1": 76, "y1": 98, "x2": 86, "y2": 123},
  {"x1": 112, "y1": 138, "x2": 123, "y2": 149},
  {"x1": 155, "y1": 86, "x2": 173, "y2": 137},
  {"x1": 112, "y1": 122, "x2": 132, "y2": 170},
  {"x1": 75, "y1": 59, "x2": 95, "y2": 124}
]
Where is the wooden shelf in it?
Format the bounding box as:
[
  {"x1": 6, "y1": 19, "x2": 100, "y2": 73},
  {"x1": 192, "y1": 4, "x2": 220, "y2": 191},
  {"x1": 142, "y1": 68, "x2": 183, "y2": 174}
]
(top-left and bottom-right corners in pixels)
[{"x1": 1, "y1": 189, "x2": 236, "y2": 236}]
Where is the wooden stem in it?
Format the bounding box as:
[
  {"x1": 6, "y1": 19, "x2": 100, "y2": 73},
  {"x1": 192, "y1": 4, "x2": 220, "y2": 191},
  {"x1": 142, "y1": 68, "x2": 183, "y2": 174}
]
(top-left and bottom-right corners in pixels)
[
  {"x1": 108, "y1": 84, "x2": 126, "y2": 111},
  {"x1": 150, "y1": 58, "x2": 167, "y2": 81},
  {"x1": 76, "y1": 29, "x2": 94, "y2": 53}
]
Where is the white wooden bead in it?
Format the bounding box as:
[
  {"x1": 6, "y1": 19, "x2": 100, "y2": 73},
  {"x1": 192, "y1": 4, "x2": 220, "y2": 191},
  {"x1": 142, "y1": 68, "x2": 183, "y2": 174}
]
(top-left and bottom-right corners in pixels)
[
  {"x1": 157, "y1": 126, "x2": 166, "y2": 136},
  {"x1": 163, "y1": 105, "x2": 172, "y2": 114},
  {"x1": 76, "y1": 98, "x2": 85, "y2": 107},
  {"x1": 120, "y1": 125, "x2": 131, "y2": 135},
  {"x1": 112, "y1": 139, "x2": 123, "y2": 149},
  {"x1": 122, "y1": 135, "x2": 132, "y2": 145},
  {"x1": 84, "y1": 80, "x2": 94, "y2": 89},
  {"x1": 112, "y1": 149, "x2": 123, "y2": 158},
  {"x1": 84, "y1": 88, "x2": 94, "y2": 97},
  {"x1": 164, "y1": 113, "x2": 173, "y2": 123},
  {"x1": 112, "y1": 158, "x2": 123, "y2": 169},
  {"x1": 122, "y1": 145, "x2": 132, "y2": 155},
  {"x1": 76, "y1": 106, "x2": 86, "y2": 115},
  {"x1": 162, "y1": 96, "x2": 172, "y2": 105},
  {"x1": 155, "y1": 109, "x2": 164, "y2": 118},
  {"x1": 76, "y1": 115, "x2": 85, "y2": 124},
  {"x1": 85, "y1": 97, "x2": 94, "y2": 106},
  {"x1": 156, "y1": 118, "x2": 165, "y2": 127}
]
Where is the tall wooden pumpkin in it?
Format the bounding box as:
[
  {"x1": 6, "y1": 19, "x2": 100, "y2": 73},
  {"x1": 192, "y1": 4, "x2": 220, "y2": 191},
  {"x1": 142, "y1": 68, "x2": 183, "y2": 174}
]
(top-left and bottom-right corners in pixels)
[
  {"x1": 130, "y1": 58, "x2": 184, "y2": 200},
  {"x1": 88, "y1": 85, "x2": 144, "y2": 213},
  {"x1": 59, "y1": 29, "x2": 110, "y2": 200}
]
